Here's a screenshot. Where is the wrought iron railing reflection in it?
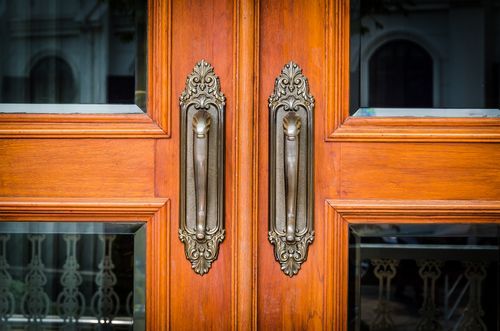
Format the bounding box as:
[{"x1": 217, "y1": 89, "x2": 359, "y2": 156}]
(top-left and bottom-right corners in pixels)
[
  {"x1": 353, "y1": 243, "x2": 498, "y2": 331},
  {"x1": 0, "y1": 231, "x2": 145, "y2": 330}
]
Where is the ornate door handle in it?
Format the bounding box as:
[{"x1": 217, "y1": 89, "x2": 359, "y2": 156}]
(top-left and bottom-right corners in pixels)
[
  {"x1": 268, "y1": 62, "x2": 314, "y2": 277},
  {"x1": 179, "y1": 60, "x2": 225, "y2": 275},
  {"x1": 283, "y1": 112, "x2": 301, "y2": 242},
  {"x1": 192, "y1": 110, "x2": 211, "y2": 240}
]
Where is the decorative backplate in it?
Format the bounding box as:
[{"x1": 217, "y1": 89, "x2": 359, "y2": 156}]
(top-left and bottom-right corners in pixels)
[
  {"x1": 269, "y1": 62, "x2": 314, "y2": 277},
  {"x1": 179, "y1": 60, "x2": 225, "y2": 275}
]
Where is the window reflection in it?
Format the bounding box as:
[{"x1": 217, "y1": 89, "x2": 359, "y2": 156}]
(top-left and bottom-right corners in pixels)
[
  {"x1": 348, "y1": 224, "x2": 499, "y2": 331},
  {"x1": 351, "y1": 0, "x2": 500, "y2": 116},
  {"x1": 0, "y1": 222, "x2": 146, "y2": 330},
  {"x1": 0, "y1": 0, "x2": 146, "y2": 111}
]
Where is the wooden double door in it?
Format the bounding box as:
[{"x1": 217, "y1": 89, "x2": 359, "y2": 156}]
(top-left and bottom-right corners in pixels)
[{"x1": 1, "y1": 0, "x2": 499, "y2": 330}]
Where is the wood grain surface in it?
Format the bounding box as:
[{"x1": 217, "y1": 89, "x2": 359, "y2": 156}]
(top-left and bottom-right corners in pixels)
[{"x1": 0, "y1": 0, "x2": 498, "y2": 330}]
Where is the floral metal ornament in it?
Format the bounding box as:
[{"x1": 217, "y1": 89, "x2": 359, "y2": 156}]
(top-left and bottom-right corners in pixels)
[
  {"x1": 269, "y1": 62, "x2": 314, "y2": 277},
  {"x1": 0, "y1": 235, "x2": 14, "y2": 326},
  {"x1": 179, "y1": 60, "x2": 225, "y2": 275}
]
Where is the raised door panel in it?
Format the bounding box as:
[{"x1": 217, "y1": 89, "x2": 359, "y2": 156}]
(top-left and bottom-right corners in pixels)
[
  {"x1": 340, "y1": 143, "x2": 500, "y2": 200},
  {"x1": 0, "y1": 139, "x2": 156, "y2": 198}
]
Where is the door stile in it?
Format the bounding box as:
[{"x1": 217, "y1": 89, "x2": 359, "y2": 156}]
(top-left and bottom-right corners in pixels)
[{"x1": 232, "y1": 0, "x2": 259, "y2": 329}]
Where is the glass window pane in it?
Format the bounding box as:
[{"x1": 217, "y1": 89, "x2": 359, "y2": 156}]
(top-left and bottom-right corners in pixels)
[
  {"x1": 0, "y1": 222, "x2": 146, "y2": 330},
  {"x1": 348, "y1": 223, "x2": 499, "y2": 330},
  {"x1": 0, "y1": 0, "x2": 147, "y2": 113},
  {"x1": 350, "y1": 0, "x2": 500, "y2": 117}
]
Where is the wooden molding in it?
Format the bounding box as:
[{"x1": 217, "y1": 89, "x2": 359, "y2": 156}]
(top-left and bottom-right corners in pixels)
[
  {"x1": 0, "y1": 198, "x2": 170, "y2": 331},
  {"x1": 0, "y1": 113, "x2": 166, "y2": 138},
  {"x1": 331, "y1": 117, "x2": 500, "y2": 142},
  {"x1": 325, "y1": 0, "x2": 500, "y2": 143},
  {"x1": 232, "y1": 0, "x2": 259, "y2": 329},
  {"x1": 325, "y1": 199, "x2": 500, "y2": 329},
  {"x1": 325, "y1": 0, "x2": 350, "y2": 140},
  {"x1": 148, "y1": 0, "x2": 172, "y2": 136}
]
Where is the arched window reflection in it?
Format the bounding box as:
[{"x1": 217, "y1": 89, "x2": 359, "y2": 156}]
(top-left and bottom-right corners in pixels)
[
  {"x1": 369, "y1": 40, "x2": 433, "y2": 108},
  {"x1": 29, "y1": 57, "x2": 76, "y2": 103}
]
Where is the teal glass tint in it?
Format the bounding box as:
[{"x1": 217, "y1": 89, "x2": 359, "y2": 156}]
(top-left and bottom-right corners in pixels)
[
  {"x1": 0, "y1": 0, "x2": 147, "y2": 112},
  {"x1": 348, "y1": 224, "x2": 499, "y2": 330},
  {"x1": 350, "y1": 0, "x2": 500, "y2": 117},
  {"x1": 0, "y1": 222, "x2": 146, "y2": 330}
]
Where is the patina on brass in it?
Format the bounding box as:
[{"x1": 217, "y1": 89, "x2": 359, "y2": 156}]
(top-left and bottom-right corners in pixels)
[
  {"x1": 179, "y1": 60, "x2": 225, "y2": 275},
  {"x1": 268, "y1": 62, "x2": 314, "y2": 277}
]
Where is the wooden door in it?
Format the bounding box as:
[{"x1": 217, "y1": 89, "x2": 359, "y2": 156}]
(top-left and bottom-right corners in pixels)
[{"x1": 1, "y1": 0, "x2": 499, "y2": 330}]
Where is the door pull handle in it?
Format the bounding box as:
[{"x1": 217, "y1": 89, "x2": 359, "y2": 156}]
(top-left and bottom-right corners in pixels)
[
  {"x1": 268, "y1": 62, "x2": 314, "y2": 277},
  {"x1": 179, "y1": 60, "x2": 225, "y2": 275}
]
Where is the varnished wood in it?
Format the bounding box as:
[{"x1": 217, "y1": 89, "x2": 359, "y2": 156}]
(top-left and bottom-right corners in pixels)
[
  {"x1": 168, "y1": 0, "x2": 236, "y2": 330},
  {"x1": 340, "y1": 143, "x2": 500, "y2": 200},
  {"x1": 232, "y1": 0, "x2": 259, "y2": 329},
  {"x1": 258, "y1": 0, "x2": 327, "y2": 329},
  {"x1": 332, "y1": 117, "x2": 500, "y2": 142},
  {"x1": 148, "y1": 0, "x2": 171, "y2": 135},
  {"x1": 0, "y1": 139, "x2": 156, "y2": 198},
  {"x1": 0, "y1": 113, "x2": 166, "y2": 138}
]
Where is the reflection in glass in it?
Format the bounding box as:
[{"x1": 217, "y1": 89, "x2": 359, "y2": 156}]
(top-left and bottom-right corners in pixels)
[
  {"x1": 0, "y1": 222, "x2": 146, "y2": 330},
  {"x1": 0, "y1": 0, "x2": 147, "y2": 112},
  {"x1": 348, "y1": 224, "x2": 499, "y2": 331},
  {"x1": 350, "y1": 0, "x2": 500, "y2": 117}
]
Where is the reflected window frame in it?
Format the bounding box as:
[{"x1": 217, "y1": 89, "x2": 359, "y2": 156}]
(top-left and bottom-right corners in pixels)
[{"x1": 349, "y1": 0, "x2": 500, "y2": 118}]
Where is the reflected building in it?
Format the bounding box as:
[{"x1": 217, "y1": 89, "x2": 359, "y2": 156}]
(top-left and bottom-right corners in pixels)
[
  {"x1": 0, "y1": 0, "x2": 145, "y2": 107},
  {"x1": 351, "y1": 0, "x2": 500, "y2": 112}
]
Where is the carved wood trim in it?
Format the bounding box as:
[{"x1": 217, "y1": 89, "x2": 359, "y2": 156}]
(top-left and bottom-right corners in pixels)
[
  {"x1": 148, "y1": 0, "x2": 172, "y2": 136},
  {"x1": 325, "y1": 199, "x2": 500, "y2": 329},
  {"x1": 0, "y1": 0, "x2": 171, "y2": 139},
  {"x1": 325, "y1": 0, "x2": 350, "y2": 140},
  {"x1": 232, "y1": 0, "x2": 259, "y2": 328},
  {"x1": 0, "y1": 113, "x2": 166, "y2": 138},
  {"x1": 0, "y1": 198, "x2": 170, "y2": 331},
  {"x1": 325, "y1": 0, "x2": 500, "y2": 143}
]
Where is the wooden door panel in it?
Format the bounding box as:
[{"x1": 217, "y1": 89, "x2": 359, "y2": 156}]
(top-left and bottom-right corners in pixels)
[
  {"x1": 0, "y1": 139, "x2": 156, "y2": 198},
  {"x1": 258, "y1": 0, "x2": 330, "y2": 329},
  {"x1": 340, "y1": 143, "x2": 500, "y2": 199},
  {"x1": 169, "y1": 0, "x2": 236, "y2": 329}
]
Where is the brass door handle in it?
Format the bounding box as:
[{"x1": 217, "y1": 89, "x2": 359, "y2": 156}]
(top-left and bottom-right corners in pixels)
[
  {"x1": 283, "y1": 112, "x2": 301, "y2": 242},
  {"x1": 268, "y1": 62, "x2": 314, "y2": 277},
  {"x1": 179, "y1": 60, "x2": 225, "y2": 275},
  {"x1": 192, "y1": 111, "x2": 211, "y2": 240}
]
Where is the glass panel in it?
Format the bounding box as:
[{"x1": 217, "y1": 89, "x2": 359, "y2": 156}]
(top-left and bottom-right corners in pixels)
[
  {"x1": 350, "y1": 0, "x2": 500, "y2": 117},
  {"x1": 0, "y1": 222, "x2": 146, "y2": 330},
  {"x1": 0, "y1": 0, "x2": 147, "y2": 113},
  {"x1": 348, "y1": 224, "x2": 499, "y2": 330}
]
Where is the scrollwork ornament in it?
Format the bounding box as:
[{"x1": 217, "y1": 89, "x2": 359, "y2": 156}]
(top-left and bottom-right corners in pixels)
[
  {"x1": 91, "y1": 235, "x2": 120, "y2": 325},
  {"x1": 180, "y1": 60, "x2": 225, "y2": 111},
  {"x1": 57, "y1": 234, "x2": 85, "y2": 324},
  {"x1": 268, "y1": 230, "x2": 314, "y2": 277},
  {"x1": 457, "y1": 262, "x2": 487, "y2": 331},
  {"x1": 21, "y1": 235, "x2": 50, "y2": 326},
  {"x1": 0, "y1": 235, "x2": 14, "y2": 328},
  {"x1": 179, "y1": 229, "x2": 225, "y2": 275},
  {"x1": 268, "y1": 62, "x2": 314, "y2": 113}
]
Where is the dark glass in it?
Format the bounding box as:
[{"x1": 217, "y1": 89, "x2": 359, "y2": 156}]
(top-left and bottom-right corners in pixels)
[
  {"x1": 0, "y1": 0, "x2": 147, "y2": 112},
  {"x1": 0, "y1": 222, "x2": 146, "y2": 330},
  {"x1": 350, "y1": 0, "x2": 500, "y2": 117},
  {"x1": 348, "y1": 224, "x2": 499, "y2": 331}
]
